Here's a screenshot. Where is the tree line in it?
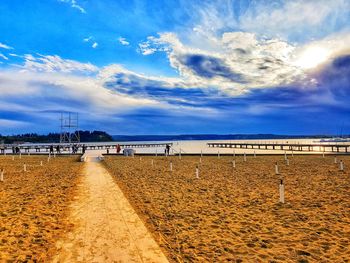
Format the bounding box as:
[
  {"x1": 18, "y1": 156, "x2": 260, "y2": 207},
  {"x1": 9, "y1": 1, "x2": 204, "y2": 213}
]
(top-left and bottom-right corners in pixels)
[{"x1": 0, "y1": 130, "x2": 113, "y2": 144}]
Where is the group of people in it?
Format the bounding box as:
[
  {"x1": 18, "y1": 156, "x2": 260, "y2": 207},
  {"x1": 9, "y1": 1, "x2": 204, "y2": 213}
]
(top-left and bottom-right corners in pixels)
[
  {"x1": 11, "y1": 146, "x2": 21, "y2": 154},
  {"x1": 49, "y1": 144, "x2": 86, "y2": 154}
]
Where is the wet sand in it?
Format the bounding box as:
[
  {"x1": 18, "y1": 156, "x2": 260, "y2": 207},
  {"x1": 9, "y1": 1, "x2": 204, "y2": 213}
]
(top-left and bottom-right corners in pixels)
[
  {"x1": 0, "y1": 156, "x2": 82, "y2": 262},
  {"x1": 104, "y1": 155, "x2": 350, "y2": 262}
]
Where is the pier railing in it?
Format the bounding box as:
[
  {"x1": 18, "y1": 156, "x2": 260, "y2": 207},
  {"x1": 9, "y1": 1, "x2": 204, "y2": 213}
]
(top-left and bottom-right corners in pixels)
[
  {"x1": 0, "y1": 142, "x2": 173, "y2": 154},
  {"x1": 207, "y1": 142, "x2": 350, "y2": 153}
]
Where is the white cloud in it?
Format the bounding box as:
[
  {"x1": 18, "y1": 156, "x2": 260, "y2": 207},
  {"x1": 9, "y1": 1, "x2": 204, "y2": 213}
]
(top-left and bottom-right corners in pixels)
[
  {"x1": 83, "y1": 36, "x2": 92, "y2": 42},
  {"x1": 59, "y1": 0, "x2": 86, "y2": 14},
  {"x1": 22, "y1": 54, "x2": 98, "y2": 74},
  {"x1": 92, "y1": 42, "x2": 98, "y2": 49},
  {"x1": 240, "y1": 0, "x2": 350, "y2": 39},
  {"x1": 0, "y1": 53, "x2": 8, "y2": 60},
  {"x1": 0, "y1": 42, "x2": 13, "y2": 49},
  {"x1": 118, "y1": 37, "x2": 130, "y2": 46}
]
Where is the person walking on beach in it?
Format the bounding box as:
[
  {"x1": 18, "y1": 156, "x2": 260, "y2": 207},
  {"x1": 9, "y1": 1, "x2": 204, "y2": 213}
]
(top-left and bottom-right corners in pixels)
[
  {"x1": 116, "y1": 144, "x2": 121, "y2": 154},
  {"x1": 56, "y1": 145, "x2": 60, "y2": 154},
  {"x1": 50, "y1": 145, "x2": 54, "y2": 154},
  {"x1": 165, "y1": 144, "x2": 171, "y2": 156}
]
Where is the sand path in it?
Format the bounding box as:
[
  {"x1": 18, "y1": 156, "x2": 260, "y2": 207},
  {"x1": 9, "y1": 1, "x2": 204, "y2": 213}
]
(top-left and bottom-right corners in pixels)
[{"x1": 52, "y1": 159, "x2": 168, "y2": 263}]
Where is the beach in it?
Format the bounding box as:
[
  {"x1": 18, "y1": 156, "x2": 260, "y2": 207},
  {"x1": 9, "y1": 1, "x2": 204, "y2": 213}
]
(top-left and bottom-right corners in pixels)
[
  {"x1": 104, "y1": 155, "x2": 350, "y2": 262},
  {"x1": 0, "y1": 156, "x2": 83, "y2": 262},
  {"x1": 0, "y1": 153, "x2": 349, "y2": 262}
]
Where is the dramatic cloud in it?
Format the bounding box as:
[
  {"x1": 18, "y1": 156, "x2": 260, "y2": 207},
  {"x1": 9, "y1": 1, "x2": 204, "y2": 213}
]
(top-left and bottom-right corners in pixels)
[{"x1": 118, "y1": 37, "x2": 130, "y2": 46}]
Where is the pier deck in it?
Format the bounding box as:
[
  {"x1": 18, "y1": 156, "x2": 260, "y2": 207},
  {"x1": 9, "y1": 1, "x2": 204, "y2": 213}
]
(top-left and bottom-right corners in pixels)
[{"x1": 208, "y1": 142, "x2": 350, "y2": 153}]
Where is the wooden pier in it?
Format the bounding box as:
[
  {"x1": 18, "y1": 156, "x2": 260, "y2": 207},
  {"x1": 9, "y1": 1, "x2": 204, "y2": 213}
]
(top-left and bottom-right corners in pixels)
[
  {"x1": 207, "y1": 142, "x2": 350, "y2": 153},
  {"x1": 0, "y1": 142, "x2": 173, "y2": 154}
]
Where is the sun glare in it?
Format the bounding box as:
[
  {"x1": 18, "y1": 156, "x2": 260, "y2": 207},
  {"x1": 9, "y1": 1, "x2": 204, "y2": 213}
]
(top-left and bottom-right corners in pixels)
[{"x1": 294, "y1": 46, "x2": 330, "y2": 69}]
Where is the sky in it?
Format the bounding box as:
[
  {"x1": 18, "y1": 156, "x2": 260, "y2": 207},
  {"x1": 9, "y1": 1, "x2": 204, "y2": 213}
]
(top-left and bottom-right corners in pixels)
[{"x1": 0, "y1": 0, "x2": 350, "y2": 135}]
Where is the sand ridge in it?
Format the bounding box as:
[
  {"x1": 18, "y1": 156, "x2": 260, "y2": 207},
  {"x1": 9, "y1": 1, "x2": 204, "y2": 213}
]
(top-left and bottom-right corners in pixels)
[{"x1": 53, "y1": 160, "x2": 169, "y2": 263}]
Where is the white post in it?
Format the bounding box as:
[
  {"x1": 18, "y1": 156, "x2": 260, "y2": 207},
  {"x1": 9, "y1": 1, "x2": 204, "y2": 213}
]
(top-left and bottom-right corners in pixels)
[
  {"x1": 322, "y1": 151, "x2": 325, "y2": 158},
  {"x1": 232, "y1": 160, "x2": 236, "y2": 168},
  {"x1": 284, "y1": 151, "x2": 287, "y2": 160},
  {"x1": 334, "y1": 156, "x2": 337, "y2": 164},
  {"x1": 340, "y1": 160, "x2": 344, "y2": 171},
  {"x1": 170, "y1": 161, "x2": 173, "y2": 172},
  {"x1": 233, "y1": 149, "x2": 235, "y2": 157},
  {"x1": 218, "y1": 150, "x2": 220, "y2": 158},
  {"x1": 40, "y1": 161, "x2": 43, "y2": 166},
  {"x1": 286, "y1": 158, "x2": 289, "y2": 166},
  {"x1": 54, "y1": 153, "x2": 56, "y2": 158},
  {"x1": 244, "y1": 152, "x2": 246, "y2": 162},
  {"x1": 195, "y1": 165, "x2": 199, "y2": 179},
  {"x1": 275, "y1": 162, "x2": 279, "y2": 175},
  {"x1": 279, "y1": 179, "x2": 285, "y2": 204},
  {"x1": 24, "y1": 164, "x2": 27, "y2": 172}
]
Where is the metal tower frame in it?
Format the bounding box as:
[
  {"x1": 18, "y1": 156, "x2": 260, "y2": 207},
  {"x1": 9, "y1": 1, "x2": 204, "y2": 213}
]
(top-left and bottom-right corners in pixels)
[{"x1": 60, "y1": 112, "x2": 80, "y2": 144}]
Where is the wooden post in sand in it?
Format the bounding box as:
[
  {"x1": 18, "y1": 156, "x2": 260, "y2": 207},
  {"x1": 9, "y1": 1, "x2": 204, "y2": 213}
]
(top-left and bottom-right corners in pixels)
[
  {"x1": 279, "y1": 179, "x2": 285, "y2": 204},
  {"x1": 19, "y1": 152, "x2": 22, "y2": 159},
  {"x1": 54, "y1": 153, "x2": 56, "y2": 158},
  {"x1": 201, "y1": 150, "x2": 203, "y2": 158},
  {"x1": 334, "y1": 156, "x2": 337, "y2": 164},
  {"x1": 151, "y1": 159, "x2": 154, "y2": 167},
  {"x1": 243, "y1": 152, "x2": 247, "y2": 162},
  {"x1": 275, "y1": 162, "x2": 279, "y2": 175},
  {"x1": 199, "y1": 157, "x2": 202, "y2": 164},
  {"x1": 339, "y1": 160, "x2": 344, "y2": 171},
  {"x1": 40, "y1": 161, "x2": 43, "y2": 167},
  {"x1": 284, "y1": 151, "x2": 287, "y2": 160},
  {"x1": 23, "y1": 163, "x2": 27, "y2": 172},
  {"x1": 254, "y1": 151, "x2": 256, "y2": 158},
  {"x1": 170, "y1": 161, "x2": 173, "y2": 172},
  {"x1": 139, "y1": 157, "x2": 142, "y2": 162},
  {"x1": 322, "y1": 150, "x2": 325, "y2": 158},
  {"x1": 291, "y1": 150, "x2": 294, "y2": 157},
  {"x1": 0, "y1": 169, "x2": 4, "y2": 182},
  {"x1": 217, "y1": 150, "x2": 220, "y2": 158},
  {"x1": 12, "y1": 156, "x2": 14, "y2": 161},
  {"x1": 286, "y1": 158, "x2": 289, "y2": 166},
  {"x1": 232, "y1": 160, "x2": 236, "y2": 168},
  {"x1": 195, "y1": 165, "x2": 199, "y2": 179},
  {"x1": 47, "y1": 156, "x2": 50, "y2": 162}
]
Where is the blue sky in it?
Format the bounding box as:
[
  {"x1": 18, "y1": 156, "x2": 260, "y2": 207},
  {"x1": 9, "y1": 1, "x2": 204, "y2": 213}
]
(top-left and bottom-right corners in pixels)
[{"x1": 0, "y1": 0, "x2": 350, "y2": 135}]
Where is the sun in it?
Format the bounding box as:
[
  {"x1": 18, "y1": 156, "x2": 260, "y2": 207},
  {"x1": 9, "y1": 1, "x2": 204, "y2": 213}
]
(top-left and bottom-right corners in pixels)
[{"x1": 294, "y1": 46, "x2": 330, "y2": 69}]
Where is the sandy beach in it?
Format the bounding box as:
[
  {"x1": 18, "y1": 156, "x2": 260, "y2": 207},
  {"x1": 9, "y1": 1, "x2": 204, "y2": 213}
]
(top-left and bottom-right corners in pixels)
[
  {"x1": 104, "y1": 155, "x2": 350, "y2": 262},
  {"x1": 0, "y1": 156, "x2": 83, "y2": 262}
]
